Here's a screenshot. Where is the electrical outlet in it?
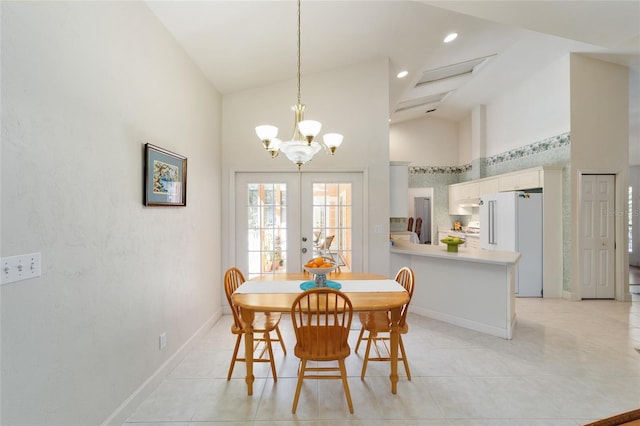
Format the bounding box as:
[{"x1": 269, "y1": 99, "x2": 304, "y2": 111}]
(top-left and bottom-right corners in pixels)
[
  {"x1": 1, "y1": 252, "x2": 41, "y2": 286},
  {"x1": 159, "y1": 333, "x2": 167, "y2": 350}
]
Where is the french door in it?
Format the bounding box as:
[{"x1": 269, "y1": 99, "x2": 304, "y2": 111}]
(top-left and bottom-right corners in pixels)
[{"x1": 234, "y1": 172, "x2": 363, "y2": 278}]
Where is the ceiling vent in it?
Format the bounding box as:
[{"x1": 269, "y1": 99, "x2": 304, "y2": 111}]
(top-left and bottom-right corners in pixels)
[{"x1": 416, "y1": 54, "x2": 496, "y2": 87}]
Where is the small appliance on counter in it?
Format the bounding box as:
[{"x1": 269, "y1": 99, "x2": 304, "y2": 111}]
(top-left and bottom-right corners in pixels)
[{"x1": 466, "y1": 221, "x2": 480, "y2": 234}]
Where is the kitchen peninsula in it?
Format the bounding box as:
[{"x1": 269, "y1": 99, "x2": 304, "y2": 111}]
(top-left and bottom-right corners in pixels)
[{"x1": 390, "y1": 240, "x2": 521, "y2": 339}]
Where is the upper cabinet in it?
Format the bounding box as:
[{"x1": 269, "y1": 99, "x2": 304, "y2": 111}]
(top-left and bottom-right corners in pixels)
[
  {"x1": 389, "y1": 161, "x2": 410, "y2": 218},
  {"x1": 449, "y1": 167, "x2": 546, "y2": 215},
  {"x1": 498, "y1": 169, "x2": 540, "y2": 192},
  {"x1": 448, "y1": 181, "x2": 480, "y2": 215},
  {"x1": 479, "y1": 178, "x2": 499, "y2": 196}
]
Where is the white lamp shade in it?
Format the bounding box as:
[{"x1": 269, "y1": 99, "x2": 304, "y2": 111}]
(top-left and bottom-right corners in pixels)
[
  {"x1": 297, "y1": 120, "x2": 322, "y2": 138},
  {"x1": 255, "y1": 125, "x2": 278, "y2": 140},
  {"x1": 267, "y1": 138, "x2": 282, "y2": 152},
  {"x1": 323, "y1": 133, "x2": 343, "y2": 148},
  {"x1": 279, "y1": 140, "x2": 322, "y2": 165}
]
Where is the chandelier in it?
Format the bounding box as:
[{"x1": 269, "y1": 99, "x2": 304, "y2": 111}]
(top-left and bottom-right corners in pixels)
[{"x1": 255, "y1": 0, "x2": 343, "y2": 169}]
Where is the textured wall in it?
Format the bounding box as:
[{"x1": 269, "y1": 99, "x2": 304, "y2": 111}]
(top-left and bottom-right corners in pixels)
[{"x1": 1, "y1": 2, "x2": 222, "y2": 424}]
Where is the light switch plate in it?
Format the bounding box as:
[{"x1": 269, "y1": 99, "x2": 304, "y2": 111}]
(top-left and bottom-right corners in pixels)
[{"x1": 1, "y1": 252, "x2": 41, "y2": 286}]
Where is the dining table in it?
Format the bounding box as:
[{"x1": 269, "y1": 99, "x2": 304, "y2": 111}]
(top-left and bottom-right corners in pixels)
[{"x1": 231, "y1": 272, "x2": 410, "y2": 396}]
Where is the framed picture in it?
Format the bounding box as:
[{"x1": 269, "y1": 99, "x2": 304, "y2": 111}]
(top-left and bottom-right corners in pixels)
[{"x1": 144, "y1": 143, "x2": 187, "y2": 206}]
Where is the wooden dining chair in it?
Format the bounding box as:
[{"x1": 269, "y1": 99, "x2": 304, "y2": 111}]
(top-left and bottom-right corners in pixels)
[
  {"x1": 407, "y1": 217, "x2": 414, "y2": 232},
  {"x1": 355, "y1": 266, "x2": 415, "y2": 380},
  {"x1": 414, "y1": 217, "x2": 422, "y2": 242},
  {"x1": 224, "y1": 267, "x2": 286, "y2": 381},
  {"x1": 290, "y1": 288, "x2": 354, "y2": 414}
]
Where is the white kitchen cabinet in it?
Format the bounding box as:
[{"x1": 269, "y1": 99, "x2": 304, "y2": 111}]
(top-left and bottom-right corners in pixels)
[
  {"x1": 444, "y1": 166, "x2": 563, "y2": 298},
  {"x1": 498, "y1": 169, "x2": 541, "y2": 191},
  {"x1": 466, "y1": 235, "x2": 480, "y2": 249},
  {"x1": 479, "y1": 178, "x2": 499, "y2": 197},
  {"x1": 390, "y1": 161, "x2": 410, "y2": 217},
  {"x1": 448, "y1": 185, "x2": 469, "y2": 215},
  {"x1": 448, "y1": 181, "x2": 478, "y2": 215}
]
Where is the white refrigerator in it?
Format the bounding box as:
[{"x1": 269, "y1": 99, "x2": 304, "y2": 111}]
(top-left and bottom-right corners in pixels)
[{"x1": 479, "y1": 191, "x2": 543, "y2": 297}]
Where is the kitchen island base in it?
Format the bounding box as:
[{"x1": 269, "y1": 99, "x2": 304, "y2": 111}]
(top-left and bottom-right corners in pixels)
[{"x1": 391, "y1": 242, "x2": 520, "y2": 339}]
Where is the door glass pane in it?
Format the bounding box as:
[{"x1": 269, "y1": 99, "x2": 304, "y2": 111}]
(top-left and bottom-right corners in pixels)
[
  {"x1": 246, "y1": 183, "x2": 287, "y2": 278},
  {"x1": 311, "y1": 182, "x2": 352, "y2": 271}
]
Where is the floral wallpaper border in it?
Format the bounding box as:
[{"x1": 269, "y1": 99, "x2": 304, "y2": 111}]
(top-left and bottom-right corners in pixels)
[
  {"x1": 486, "y1": 133, "x2": 570, "y2": 166},
  {"x1": 409, "y1": 133, "x2": 570, "y2": 175},
  {"x1": 409, "y1": 164, "x2": 471, "y2": 175}
]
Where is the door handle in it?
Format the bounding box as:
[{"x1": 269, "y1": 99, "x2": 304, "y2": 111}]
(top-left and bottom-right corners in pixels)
[
  {"x1": 302, "y1": 237, "x2": 307, "y2": 242},
  {"x1": 301, "y1": 248, "x2": 307, "y2": 253}
]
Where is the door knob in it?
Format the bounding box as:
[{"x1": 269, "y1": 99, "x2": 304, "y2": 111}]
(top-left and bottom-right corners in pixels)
[
  {"x1": 302, "y1": 237, "x2": 307, "y2": 242},
  {"x1": 301, "y1": 248, "x2": 307, "y2": 253}
]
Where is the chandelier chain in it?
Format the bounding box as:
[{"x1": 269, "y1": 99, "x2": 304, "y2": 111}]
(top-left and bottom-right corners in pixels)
[
  {"x1": 255, "y1": 0, "x2": 343, "y2": 168},
  {"x1": 296, "y1": 0, "x2": 301, "y2": 105}
]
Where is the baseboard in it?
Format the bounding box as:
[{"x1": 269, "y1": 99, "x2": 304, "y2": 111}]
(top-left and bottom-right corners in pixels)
[
  {"x1": 410, "y1": 306, "x2": 512, "y2": 339},
  {"x1": 101, "y1": 308, "x2": 223, "y2": 426}
]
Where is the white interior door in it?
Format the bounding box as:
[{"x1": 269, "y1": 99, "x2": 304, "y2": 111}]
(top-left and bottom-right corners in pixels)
[
  {"x1": 234, "y1": 172, "x2": 363, "y2": 278},
  {"x1": 580, "y1": 174, "x2": 615, "y2": 299}
]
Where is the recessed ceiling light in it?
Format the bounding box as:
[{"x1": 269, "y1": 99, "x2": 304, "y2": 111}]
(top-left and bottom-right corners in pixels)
[
  {"x1": 396, "y1": 70, "x2": 408, "y2": 79},
  {"x1": 444, "y1": 32, "x2": 458, "y2": 43}
]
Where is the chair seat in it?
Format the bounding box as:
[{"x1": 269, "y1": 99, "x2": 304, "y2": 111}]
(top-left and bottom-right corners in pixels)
[
  {"x1": 359, "y1": 311, "x2": 408, "y2": 334},
  {"x1": 231, "y1": 311, "x2": 282, "y2": 335},
  {"x1": 293, "y1": 325, "x2": 351, "y2": 360}
]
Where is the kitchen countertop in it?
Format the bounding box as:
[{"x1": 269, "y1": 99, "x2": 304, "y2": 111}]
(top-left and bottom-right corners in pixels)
[
  {"x1": 391, "y1": 240, "x2": 520, "y2": 266},
  {"x1": 439, "y1": 228, "x2": 480, "y2": 238}
]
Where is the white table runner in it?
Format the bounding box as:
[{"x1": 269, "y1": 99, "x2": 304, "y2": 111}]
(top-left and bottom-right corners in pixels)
[{"x1": 234, "y1": 279, "x2": 405, "y2": 294}]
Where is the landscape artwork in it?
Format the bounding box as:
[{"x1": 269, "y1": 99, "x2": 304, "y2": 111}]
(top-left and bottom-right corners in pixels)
[{"x1": 144, "y1": 143, "x2": 187, "y2": 206}]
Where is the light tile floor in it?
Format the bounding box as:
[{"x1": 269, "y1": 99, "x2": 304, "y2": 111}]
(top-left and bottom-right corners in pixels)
[{"x1": 124, "y1": 298, "x2": 640, "y2": 426}]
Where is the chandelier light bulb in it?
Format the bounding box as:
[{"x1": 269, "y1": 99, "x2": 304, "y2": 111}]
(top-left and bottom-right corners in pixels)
[
  {"x1": 267, "y1": 138, "x2": 282, "y2": 158},
  {"x1": 256, "y1": 125, "x2": 278, "y2": 150},
  {"x1": 323, "y1": 133, "x2": 343, "y2": 155},
  {"x1": 298, "y1": 120, "x2": 322, "y2": 144}
]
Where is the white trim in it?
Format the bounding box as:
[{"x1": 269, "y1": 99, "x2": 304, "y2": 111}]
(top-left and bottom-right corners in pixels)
[
  {"x1": 410, "y1": 307, "x2": 514, "y2": 340},
  {"x1": 101, "y1": 310, "x2": 222, "y2": 426}
]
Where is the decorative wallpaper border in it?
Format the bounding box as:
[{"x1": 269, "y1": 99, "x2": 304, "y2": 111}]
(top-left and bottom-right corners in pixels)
[
  {"x1": 486, "y1": 133, "x2": 570, "y2": 167},
  {"x1": 409, "y1": 133, "x2": 570, "y2": 175},
  {"x1": 409, "y1": 164, "x2": 471, "y2": 175}
]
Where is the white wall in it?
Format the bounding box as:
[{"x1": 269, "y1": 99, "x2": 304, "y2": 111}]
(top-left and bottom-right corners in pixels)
[
  {"x1": 630, "y1": 68, "x2": 640, "y2": 166},
  {"x1": 1, "y1": 2, "x2": 222, "y2": 424},
  {"x1": 222, "y1": 58, "x2": 391, "y2": 275},
  {"x1": 458, "y1": 114, "x2": 473, "y2": 165},
  {"x1": 485, "y1": 54, "x2": 571, "y2": 156},
  {"x1": 389, "y1": 116, "x2": 459, "y2": 166}
]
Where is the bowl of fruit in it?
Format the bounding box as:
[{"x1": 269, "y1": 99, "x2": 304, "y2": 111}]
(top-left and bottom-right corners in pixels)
[
  {"x1": 303, "y1": 256, "x2": 338, "y2": 275},
  {"x1": 440, "y1": 236, "x2": 465, "y2": 252},
  {"x1": 303, "y1": 257, "x2": 339, "y2": 287}
]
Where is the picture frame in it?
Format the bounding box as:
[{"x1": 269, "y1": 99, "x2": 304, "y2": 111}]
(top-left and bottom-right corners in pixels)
[{"x1": 144, "y1": 143, "x2": 187, "y2": 206}]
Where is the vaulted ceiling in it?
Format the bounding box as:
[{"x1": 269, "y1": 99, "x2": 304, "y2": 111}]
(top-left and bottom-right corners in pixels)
[{"x1": 146, "y1": 1, "x2": 640, "y2": 124}]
